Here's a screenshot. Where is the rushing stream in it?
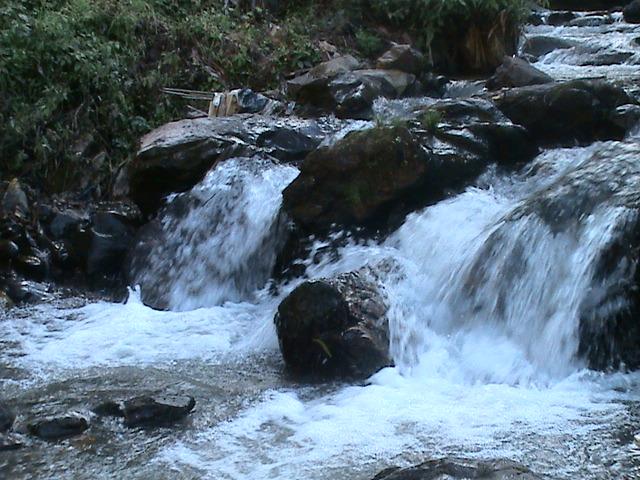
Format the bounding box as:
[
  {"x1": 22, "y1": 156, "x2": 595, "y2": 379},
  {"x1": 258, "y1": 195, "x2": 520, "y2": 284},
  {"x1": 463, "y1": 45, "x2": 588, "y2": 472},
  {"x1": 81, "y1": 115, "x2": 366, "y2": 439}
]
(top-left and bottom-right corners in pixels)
[{"x1": 3, "y1": 8, "x2": 640, "y2": 480}]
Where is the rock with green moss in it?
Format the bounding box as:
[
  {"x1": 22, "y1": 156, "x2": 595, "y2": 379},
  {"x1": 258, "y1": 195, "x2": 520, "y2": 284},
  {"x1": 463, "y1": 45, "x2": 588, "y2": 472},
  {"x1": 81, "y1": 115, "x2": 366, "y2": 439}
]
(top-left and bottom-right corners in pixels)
[
  {"x1": 283, "y1": 98, "x2": 538, "y2": 233},
  {"x1": 282, "y1": 124, "x2": 427, "y2": 230},
  {"x1": 275, "y1": 267, "x2": 391, "y2": 379}
]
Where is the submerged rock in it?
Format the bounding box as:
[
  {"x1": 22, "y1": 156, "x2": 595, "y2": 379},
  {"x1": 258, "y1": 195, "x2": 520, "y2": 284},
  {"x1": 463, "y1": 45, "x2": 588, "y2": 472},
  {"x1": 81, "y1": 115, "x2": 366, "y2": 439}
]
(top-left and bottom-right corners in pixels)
[
  {"x1": 28, "y1": 414, "x2": 89, "y2": 440},
  {"x1": 129, "y1": 115, "x2": 332, "y2": 216},
  {"x1": 123, "y1": 395, "x2": 195, "y2": 427},
  {"x1": 372, "y1": 457, "x2": 543, "y2": 479},
  {"x1": 275, "y1": 268, "x2": 391, "y2": 379},
  {"x1": 493, "y1": 80, "x2": 634, "y2": 147},
  {"x1": 486, "y1": 56, "x2": 553, "y2": 90},
  {"x1": 0, "y1": 434, "x2": 23, "y2": 451},
  {"x1": 0, "y1": 402, "x2": 15, "y2": 432}
]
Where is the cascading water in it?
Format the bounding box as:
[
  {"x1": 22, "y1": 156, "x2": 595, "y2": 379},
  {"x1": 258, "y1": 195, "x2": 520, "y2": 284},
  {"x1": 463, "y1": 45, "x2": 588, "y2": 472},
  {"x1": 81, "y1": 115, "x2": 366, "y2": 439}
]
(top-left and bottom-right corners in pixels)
[
  {"x1": 129, "y1": 156, "x2": 299, "y2": 311},
  {"x1": 4, "y1": 8, "x2": 640, "y2": 480}
]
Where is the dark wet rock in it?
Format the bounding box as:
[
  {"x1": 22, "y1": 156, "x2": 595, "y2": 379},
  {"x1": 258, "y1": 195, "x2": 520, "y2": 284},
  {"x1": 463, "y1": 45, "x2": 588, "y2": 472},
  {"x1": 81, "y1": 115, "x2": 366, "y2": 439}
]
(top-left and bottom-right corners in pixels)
[
  {"x1": 376, "y1": 44, "x2": 425, "y2": 75},
  {"x1": 522, "y1": 36, "x2": 576, "y2": 59},
  {"x1": 287, "y1": 54, "x2": 361, "y2": 102},
  {"x1": 129, "y1": 115, "x2": 333, "y2": 216},
  {"x1": 486, "y1": 56, "x2": 553, "y2": 90},
  {"x1": 86, "y1": 211, "x2": 136, "y2": 280},
  {"x1": 282, "y1": 125, "x2": 426, "y2": 231},
  {"x1": 13, "y1": 252, "x2": 49, "y2": 281},
  {"x1": 123, "y1": 395, "x2": 195, "y2": 427},
  {"x1": 0, "y1": 434, "x2": 23, "y2": 451},
  {"x1": 493, "y1": 79, "x2": 635, "y2": 147},
  {"x1": 0, "y1": 403, "x2": 15, "y2": 432},
  {"x1": 92, "y1": 400, "x2": 124, "y2": 417},
  {"x1": 612, "y1": 104, "x2": 640, "y2": 130},
  {"x1": 372, "y1": 457, "x2": 543, "y2": 479},
  {"x1": 28, "y1": 414, "x2": 89, "y2": 440},
  {"x1": 547, "y1": 11, "x2": 577, "y2": 26},
  {"x1": 275, "y1": 268, "x2": 391, "y2": 379},
  {"x1": 292, "y1": 68, "x2": 420, "y2": 119},
  {"x1": 0, "y1": 240, "x2": 19, "y2": 263},
  {"x1": 283, "y1": 98, "x2": 537, "y2": 232},
  {"x1": 625, "y1": 0, "x2": 640, "y2": 23},
  {"x1": 44, "y1": 207, "x2": 88, "y2": 241}
]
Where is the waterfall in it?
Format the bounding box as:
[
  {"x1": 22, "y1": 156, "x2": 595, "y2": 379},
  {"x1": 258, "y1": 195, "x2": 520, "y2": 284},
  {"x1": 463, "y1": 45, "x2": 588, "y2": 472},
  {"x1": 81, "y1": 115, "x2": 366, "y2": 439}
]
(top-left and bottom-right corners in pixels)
[{"x1": 129, "y1": 156, "x2": 299, "y2": 311}]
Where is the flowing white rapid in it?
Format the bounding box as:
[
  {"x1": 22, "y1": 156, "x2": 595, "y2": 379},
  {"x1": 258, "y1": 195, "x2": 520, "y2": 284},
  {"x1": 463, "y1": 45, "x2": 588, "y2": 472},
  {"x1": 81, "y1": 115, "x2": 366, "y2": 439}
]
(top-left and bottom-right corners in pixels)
[{"x1": 3, "y1": 140, "x2": 640, "y2": 479}]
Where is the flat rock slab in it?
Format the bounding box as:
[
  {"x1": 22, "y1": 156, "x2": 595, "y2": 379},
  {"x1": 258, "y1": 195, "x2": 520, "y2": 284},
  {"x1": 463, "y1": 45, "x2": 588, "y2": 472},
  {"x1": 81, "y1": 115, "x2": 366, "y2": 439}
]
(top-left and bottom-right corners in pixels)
[
  {"x1": 123, "y1": 395, "x2": 195, "y2": 427},
  {"x1": 372, "y1": 458, "x2": 543, "y2": 479},
  {"x1": 28, "y1": 414, "x2": 89, "y2": 440}
]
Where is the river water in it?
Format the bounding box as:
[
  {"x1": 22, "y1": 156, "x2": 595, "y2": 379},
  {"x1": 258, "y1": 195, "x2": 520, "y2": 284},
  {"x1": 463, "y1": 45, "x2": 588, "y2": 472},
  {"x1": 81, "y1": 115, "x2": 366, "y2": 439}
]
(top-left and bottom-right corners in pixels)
[{"x1": 3, "y1": 8, "x2": 640, "y2": 480}]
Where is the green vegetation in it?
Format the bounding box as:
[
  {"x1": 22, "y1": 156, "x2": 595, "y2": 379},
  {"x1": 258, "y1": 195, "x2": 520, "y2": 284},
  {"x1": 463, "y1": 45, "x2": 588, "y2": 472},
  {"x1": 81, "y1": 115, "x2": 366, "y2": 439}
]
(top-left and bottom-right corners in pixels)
[
  {"x1": 420, "y1": 109, "x2": 442, "y2": 133},
  {"x1": 0, "y1": 0, "x2": 541, "y2": 195},
  {"x1": 0, "y1": 0, "x2": 320, "y2": 193},
  {"x1": 369, "y1": 0, "x2": 539, "y2": 51}
]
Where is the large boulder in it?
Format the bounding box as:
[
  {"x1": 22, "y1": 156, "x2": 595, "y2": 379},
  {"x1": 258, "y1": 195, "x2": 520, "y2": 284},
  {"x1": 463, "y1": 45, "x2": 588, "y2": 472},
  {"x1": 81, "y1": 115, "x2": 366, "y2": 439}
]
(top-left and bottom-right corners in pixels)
[
  {"x1": 283, "y1": 98, "x2": 537, "y2": 232},
  {"x1": 492, "y1": 80, "x2": 635, "y2": 147},
  {"x1": 287, "y1": 55, "x2": 362, "y2": 99},
  {"x1": 275, "y1": 268, "x2": 391, "y2": 378},
  {"x1": 376, "y1": 44, "x2": 425, "y2": 75},
  {"x1": 372, "y1": 458, "x2": 543, "y2": 480},
  {"x1": 486, "y1": 57, "x2": 553, "y2": 90},
  {"x1": 290, "y1": 68, "x2": 421, "y2": 119},
  {"x1": 282, "y1": 124, "x2": 426, "y2": 231},
  {"x1": 129, "y1": 115, "x2": 333, "y2": 216},
  {"x1": 624, "y1": 0, "x2": 640, "y2": 23}
]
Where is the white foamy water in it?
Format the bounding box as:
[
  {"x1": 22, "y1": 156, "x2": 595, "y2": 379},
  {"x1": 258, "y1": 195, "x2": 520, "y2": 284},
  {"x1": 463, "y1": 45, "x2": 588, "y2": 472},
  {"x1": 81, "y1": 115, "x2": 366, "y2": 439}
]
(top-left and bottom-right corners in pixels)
[
  {"x1": 129, "y1": 157, "x2": 299, "y2": 311},
  {"x1": 3, "y1": 138, "x2": 640, "y2": 479}
]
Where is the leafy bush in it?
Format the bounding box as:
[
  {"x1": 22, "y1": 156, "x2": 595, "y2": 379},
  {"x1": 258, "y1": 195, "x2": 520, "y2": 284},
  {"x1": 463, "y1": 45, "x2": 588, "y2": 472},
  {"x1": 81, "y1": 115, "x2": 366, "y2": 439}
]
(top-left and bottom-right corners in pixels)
[
  {"x1": 368, "y1": 0, "x2": 537, "y2": 51},
  {"x1": 0, "y1": 0, "x2": 319, "y2": 193}
]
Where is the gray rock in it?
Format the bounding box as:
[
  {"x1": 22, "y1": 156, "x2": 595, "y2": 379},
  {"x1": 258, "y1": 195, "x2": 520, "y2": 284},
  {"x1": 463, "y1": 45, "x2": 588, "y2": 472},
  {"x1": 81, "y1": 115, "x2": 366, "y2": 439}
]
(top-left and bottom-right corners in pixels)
[
  {"x1": 129, "y1": 115, "x2": 333, "y2": 216},
  {"x1": 376, "y1": 44, "x2": 425, "y2": 75},
  {"x1": 522, "y1": 36, "x2": 576, "y2": 59},
  {"x1": 493, "y1": 79, "x2": 635, "y2": 147},
  {"x1": 372, "y1": 457, "x2": 543, "y2": 479},
  {"x1": 286, "y1": 54, "x2": 362, "y2": 99},
  {"x1": 123, "y1": 395, "x2": 195, "y2": 427},
  {"x1": 0, "y1": 434, "x2": 23, "y2": 451},
  {"x1": 28, "y1": 414, "x2": 89, "y2": 440},
  {"x1": 275, "y1": 268, "x2": 391, "y2": 379},
  {"x1": 486, "y1": 57, "x2": 553, "y2": 90}
]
